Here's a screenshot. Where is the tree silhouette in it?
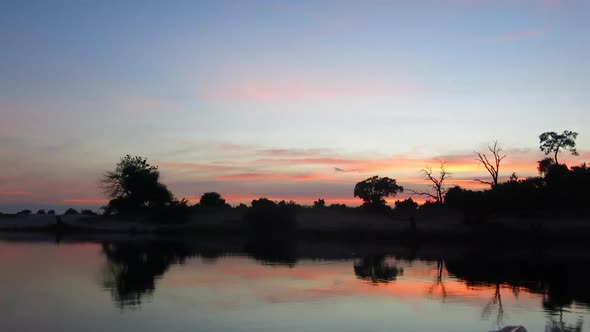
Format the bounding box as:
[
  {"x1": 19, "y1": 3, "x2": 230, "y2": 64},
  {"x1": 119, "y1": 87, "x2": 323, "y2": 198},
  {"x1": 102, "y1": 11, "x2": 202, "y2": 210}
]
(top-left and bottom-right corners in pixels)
[
  {"x1": 353, "y1": 176, "x2": 403, "y2": 209},
  {"x1": 394, "y1": 198, "x2": 418, "y2": 211},
  {"x1": 313, "y1": 198, "x2": 326, "y2": 208},
  {"x1": 199, "y1": 192, "x2": 228, "y2": 208},
  {"x1": 64, "y1": 208, "x2": 78, "y2": 215},
  {"x1": 538, "y1": 157, "x2": 556, "y2": 176},
  {"x1": 408, "y1": 161, "x2": 451, "y2": 204},
  {"x1": 475, "y1": 140, "x2": 506, "y2": 188},
  {"x1": 100, "y1": 155, "x2": 173, "y2": 215},
  {"x1": 539, "y1": 130, "x2": 579, "y2": 164}
]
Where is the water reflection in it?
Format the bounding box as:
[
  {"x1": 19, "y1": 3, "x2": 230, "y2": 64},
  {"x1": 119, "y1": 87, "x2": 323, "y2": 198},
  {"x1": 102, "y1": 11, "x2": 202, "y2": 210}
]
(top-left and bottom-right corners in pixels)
[
  {"x1": 100, "y1": 241, "x2": 194, "y2": 308},
  {"x1": 96, "y1": 236, "x2": 590, "y2": 325},
  {"x1": 353, "y1": 255, "x2": 403, "y2": 283}
]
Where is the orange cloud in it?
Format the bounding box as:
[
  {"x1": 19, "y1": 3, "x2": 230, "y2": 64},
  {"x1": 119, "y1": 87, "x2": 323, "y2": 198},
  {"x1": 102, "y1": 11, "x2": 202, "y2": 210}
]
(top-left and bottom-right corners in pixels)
[{"x1": 217, "y1": 172, "x2": 330, "y2": 182}]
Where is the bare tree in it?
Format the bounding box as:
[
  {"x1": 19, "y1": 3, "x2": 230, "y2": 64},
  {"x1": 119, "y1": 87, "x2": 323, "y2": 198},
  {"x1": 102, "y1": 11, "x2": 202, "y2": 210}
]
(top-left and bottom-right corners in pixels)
[
  {"x1": 475, "y1": 140, "x2": 507, "y2": 188},
  {"x1": 408, "y1": 161, "x2": 451, "y2": 204}
]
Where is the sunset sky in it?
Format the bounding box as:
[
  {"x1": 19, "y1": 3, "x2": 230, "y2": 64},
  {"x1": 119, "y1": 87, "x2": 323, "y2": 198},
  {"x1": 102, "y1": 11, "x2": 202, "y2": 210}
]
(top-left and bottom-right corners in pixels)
[{"x1": 1, "y1": 0, "x2": 588, "y2": 212}]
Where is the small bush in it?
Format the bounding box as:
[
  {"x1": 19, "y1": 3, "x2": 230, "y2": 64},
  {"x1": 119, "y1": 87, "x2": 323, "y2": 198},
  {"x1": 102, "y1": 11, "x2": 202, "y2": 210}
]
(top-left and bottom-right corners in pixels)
[
  {"x1": 81, "y1": 209, "x2": 97, "y2": 216},
  {"x1": 64, "y1": 208, "x2": 79, "y2": 215}
]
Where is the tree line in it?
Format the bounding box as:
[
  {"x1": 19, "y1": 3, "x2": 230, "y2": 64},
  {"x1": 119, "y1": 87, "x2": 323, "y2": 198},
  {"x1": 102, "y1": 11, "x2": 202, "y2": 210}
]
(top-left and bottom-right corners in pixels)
[{"x1": 7, "y1": 130, "x2": 584, "y2": 221}]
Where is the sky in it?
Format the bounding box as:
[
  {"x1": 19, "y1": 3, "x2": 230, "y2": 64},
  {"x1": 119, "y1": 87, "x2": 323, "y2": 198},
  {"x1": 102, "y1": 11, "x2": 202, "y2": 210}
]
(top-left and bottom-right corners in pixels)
[{"x1": 1, "y1": 0, "x2": 589, "y2": 212}]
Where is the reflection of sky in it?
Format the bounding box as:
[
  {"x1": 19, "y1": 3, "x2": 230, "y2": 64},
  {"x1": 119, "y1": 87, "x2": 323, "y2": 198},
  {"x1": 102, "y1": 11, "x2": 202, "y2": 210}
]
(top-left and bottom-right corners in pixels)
[
  {"x1": 1, "y1": 241, "x2": 589, "y2": 332},
  {"x1": 1, "y1": 1, "x2": 589, "y2": 211}
]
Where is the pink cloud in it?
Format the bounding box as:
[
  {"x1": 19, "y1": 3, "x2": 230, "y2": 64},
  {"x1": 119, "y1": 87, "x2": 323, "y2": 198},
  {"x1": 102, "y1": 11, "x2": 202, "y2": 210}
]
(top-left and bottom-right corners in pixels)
[{"x1": 201, "y1": 81, "x2": 416, "y2": 102}]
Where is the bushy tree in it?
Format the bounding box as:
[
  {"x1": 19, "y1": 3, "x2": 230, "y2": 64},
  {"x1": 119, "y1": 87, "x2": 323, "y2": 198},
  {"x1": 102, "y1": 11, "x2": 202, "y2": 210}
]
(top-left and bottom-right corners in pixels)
[
  {"x1": 47, "y1": 210, "x2": 56, "y2": 215},
  {"x1": 354, "y1": 176, "x2": 403, "y2": 209},
  {"x1": 243, "y1": 198, "x2": 296, "y2": 233},
  {"x1": 539, "y1": 130, "x2": 579, "y2": 164},
  {"x1": 313, "y1": 198, "x2": 326, "y2": 208},
  {"x1": 394, "y1": 198, "x2": 418, "y2": 211},
  {"x1": 36, "y1": 209, "x2": 46, "y2": 215},
  {"x1": 100, "y1": 155, "x2": 173, "y2": 214},
  {"x1": 17, "y1": 209, "x2": 31, "y2": 215},
  {"x1": 198, "y1": 192, "x2": 228, "y2": 208}
]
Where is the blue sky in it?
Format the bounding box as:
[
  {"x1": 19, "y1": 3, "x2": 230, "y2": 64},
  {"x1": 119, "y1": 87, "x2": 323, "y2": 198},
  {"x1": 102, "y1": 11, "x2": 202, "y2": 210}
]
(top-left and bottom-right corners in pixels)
[{"x1": 1, "y1": 0, "x2": 588, "y2": 211}]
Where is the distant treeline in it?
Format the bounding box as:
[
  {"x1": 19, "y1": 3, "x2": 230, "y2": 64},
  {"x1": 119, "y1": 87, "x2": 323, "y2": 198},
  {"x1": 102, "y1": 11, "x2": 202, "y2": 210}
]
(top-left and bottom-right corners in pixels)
[{"x1": 5, "y1": 130, "x2": 587, "y2": 223}]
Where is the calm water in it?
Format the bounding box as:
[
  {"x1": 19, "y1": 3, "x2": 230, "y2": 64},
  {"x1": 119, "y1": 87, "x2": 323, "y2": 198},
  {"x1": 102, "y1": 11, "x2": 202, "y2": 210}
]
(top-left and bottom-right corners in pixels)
[{"x1": 1, "y1": 237, "x2": 589, "y2": 332}]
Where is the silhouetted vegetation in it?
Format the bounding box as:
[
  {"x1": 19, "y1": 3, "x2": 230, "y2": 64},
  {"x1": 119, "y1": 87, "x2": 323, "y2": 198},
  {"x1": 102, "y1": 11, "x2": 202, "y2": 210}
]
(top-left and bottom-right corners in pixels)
[
  {"x1": 100, "y1": 155, "x2": 189, "y2": 222},
  {"x1": 408, "y1": 161, "x2": 450, "y2": 204},
  {"x1": 16, "y1": 209, "x2": 31, "y2": 215},
  {"x1": 243, "y1": 198, "x2": 297, "y2": 233},
  {"x1": 313, "y1": 198, "x2": 326, "y2": 208},
  {"x1": 354, "y1": 176, "x2": 403, "y2": 210},
  {"x1": 197, "y1": 192, "x2": 230, "y2": 208},
  {"x1": 539, "y1": 130, "x2": 579, "y2": 164},
  {"x1": 64, "y1": 208, "x2": 79, "y2": 215},
  {"x1": 442, "y1": 130, "x2": 589, "y2": 221},
  {"x1": 394, "y1": 198, "x2": 418, "y2": 211},
  {"x1": 446, "y1": 161, "x2": 590, "y2": 221},
  {"x1": 81, "y1": 209, "x2": 97, "y2": 216},
  {"x1": 475, "y1": 140, "x2": 506, "y2": 188},
  {"x1": 36, "y1": 209, "x2": 46, "y2": 215},
  {"x1": 47, "y1": 210, "x2": 55, "y2": 215},
  {"x1": 354, "y1": 255, "x2": 403, "y2": 283}
]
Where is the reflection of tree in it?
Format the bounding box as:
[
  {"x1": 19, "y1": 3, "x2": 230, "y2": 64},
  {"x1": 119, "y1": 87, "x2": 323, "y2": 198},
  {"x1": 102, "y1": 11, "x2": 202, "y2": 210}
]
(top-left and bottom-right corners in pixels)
[
  {"x1": 100, "y1": 241, "x2": 193, "y2": 309},
  {"x1": 427, "y1": 259, "x2": 447, "y2": 301},
  {"x1": 545, "y1": 308, "x2": 583, "y2": 332},
  {"x1": 354, "y1": 255, "x2": 403, "y2": 283},
  {"x1": 243, "y1": 235, "x2": 297, "y2": 267},
  {"x1": 445, "y1": 252, "x2": 590, "y2": 332},
  {"x1": 482, "y1": 284, "x2": 504, "y2": 329}
]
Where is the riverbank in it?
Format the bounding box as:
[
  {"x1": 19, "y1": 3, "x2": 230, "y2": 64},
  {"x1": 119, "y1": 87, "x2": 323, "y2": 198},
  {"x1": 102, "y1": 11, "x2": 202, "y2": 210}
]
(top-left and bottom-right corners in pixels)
[{"x1": 2, "y1": 209, "x2": 590, "y2": 246}]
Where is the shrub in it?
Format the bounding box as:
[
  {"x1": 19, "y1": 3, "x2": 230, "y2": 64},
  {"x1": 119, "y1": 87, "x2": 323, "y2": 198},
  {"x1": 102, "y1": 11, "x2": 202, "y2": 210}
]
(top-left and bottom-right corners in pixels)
[{"x1": 64, "y1": 208, "x2": 79, "y2": 215}]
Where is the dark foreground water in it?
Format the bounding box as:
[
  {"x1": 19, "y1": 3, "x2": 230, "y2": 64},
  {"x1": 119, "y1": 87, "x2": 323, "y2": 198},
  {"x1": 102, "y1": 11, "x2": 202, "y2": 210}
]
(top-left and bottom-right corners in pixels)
[{"x1": 1, "y1": 237, "x2": 589, "y2": 332}]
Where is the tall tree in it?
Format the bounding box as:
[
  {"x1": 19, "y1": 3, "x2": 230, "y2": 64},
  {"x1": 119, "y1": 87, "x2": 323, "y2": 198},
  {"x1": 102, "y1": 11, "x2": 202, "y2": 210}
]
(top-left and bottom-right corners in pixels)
[
  {"x1": 353, "y1": 176, "x2": 403, "y2": 208},
  {"x1": 539, "y1": 130, "x2": 579, "y2": 164},
  {"x1": 408, "y1": 161, "x2": 451, "y2": 204},
  {"x1": 475, "y1": 140, "x2": 506, "y2": 188}
]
